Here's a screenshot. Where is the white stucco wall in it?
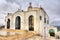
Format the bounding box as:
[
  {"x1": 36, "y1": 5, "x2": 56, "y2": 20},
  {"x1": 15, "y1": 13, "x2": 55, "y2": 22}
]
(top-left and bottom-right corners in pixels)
[{"x1": 5, "y1": 5, "x2": 49, "y2": 37}]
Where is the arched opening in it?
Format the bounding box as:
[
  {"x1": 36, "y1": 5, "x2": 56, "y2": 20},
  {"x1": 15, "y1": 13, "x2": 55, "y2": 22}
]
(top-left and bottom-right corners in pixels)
[
  {"x1": 7, "y1": 19, "x2": 10, "y2": 29},
  {"x1": 49, "y1": 29, "x2": 55, "y2": 37},
  {"x1": 15, "y1": 16, "x2": 21, "y2": 29},
  {"x1": 29, "y1": 15, "x2": 34, "y2": 31}
]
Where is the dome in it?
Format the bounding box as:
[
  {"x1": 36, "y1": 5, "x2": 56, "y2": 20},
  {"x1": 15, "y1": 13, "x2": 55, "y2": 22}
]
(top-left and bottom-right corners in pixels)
[{"x1": 28, "y1": 2, "x2": 32, "y2": 8}]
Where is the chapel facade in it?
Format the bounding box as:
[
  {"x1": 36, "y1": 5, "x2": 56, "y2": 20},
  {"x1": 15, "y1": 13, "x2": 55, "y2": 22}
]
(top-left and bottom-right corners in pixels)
[{"x1": 5, "y1": 3, "x2": 49, "y2": 36}]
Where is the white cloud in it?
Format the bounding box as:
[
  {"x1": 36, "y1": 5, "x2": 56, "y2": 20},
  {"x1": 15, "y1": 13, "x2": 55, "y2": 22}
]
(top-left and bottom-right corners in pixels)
[
  {"x1": 0, "y1": 0, "x2": 60, "y2": 26},
  {"x1": 0, "y1": 0, "x2": 20, "y2": 25}
]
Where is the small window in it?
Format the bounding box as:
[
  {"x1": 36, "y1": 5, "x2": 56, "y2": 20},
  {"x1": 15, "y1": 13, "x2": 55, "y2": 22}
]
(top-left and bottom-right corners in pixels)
[
  {"x1": 47, "y1": 20, "x2": 49, "y2": 24},
  {"x1": 40, "y1": 16, "x2": 42, "y2": 20},
  {"x1": 44, "y1": 18, "x2": 46, "y2": 23}
]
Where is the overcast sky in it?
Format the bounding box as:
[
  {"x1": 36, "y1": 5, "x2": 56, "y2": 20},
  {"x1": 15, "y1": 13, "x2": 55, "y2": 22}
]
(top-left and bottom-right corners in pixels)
[{"x1": 0, "y1": 0, "x2": 60, "y2": 26}]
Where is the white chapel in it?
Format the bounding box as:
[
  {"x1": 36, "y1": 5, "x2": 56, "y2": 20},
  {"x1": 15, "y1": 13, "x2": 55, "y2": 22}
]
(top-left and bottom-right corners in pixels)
[{"x1": 5, "y1": 3, "x2": 50, "y2": 37}]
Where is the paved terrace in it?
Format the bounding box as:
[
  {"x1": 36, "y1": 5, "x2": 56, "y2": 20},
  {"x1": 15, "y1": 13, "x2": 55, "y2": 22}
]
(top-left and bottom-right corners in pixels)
[
  {"x1": 0, "y1": 29, "x2": 55, "y2": 40},
  {"x1": 0, "y1": 29, "x2": 44, "y2": 40}
]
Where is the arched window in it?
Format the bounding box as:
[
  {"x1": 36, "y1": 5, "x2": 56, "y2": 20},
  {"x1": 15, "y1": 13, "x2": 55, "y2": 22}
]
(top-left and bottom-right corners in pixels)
[
  {"x1": 15, "y1": 16, "x2": 21, "y2": 29},
  {"x1": 7, "y1": 19, "x2": 10, "y2": 29},
  {"x1": 29, "y1": 15, "x2": 34, "y2": 31},
  {"x1": 49, "y1": 29, "x2": 55, "y2": 36}
]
